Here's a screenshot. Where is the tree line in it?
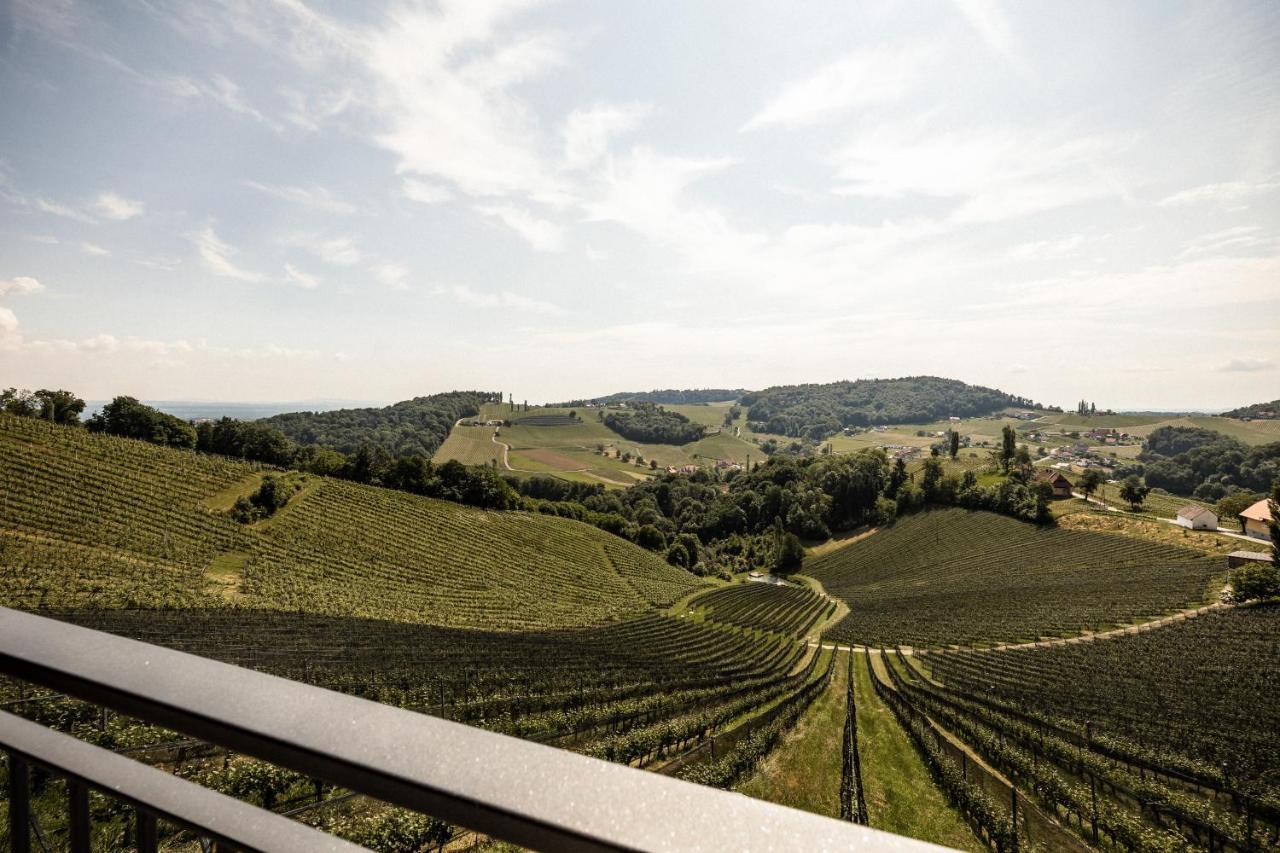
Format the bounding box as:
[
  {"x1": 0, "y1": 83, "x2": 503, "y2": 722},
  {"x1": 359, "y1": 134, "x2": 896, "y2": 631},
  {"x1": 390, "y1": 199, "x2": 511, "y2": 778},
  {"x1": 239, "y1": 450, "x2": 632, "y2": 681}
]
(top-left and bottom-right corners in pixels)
[{"x1": 1135, "y1": 425, "x2": 1280, "y2": 500}]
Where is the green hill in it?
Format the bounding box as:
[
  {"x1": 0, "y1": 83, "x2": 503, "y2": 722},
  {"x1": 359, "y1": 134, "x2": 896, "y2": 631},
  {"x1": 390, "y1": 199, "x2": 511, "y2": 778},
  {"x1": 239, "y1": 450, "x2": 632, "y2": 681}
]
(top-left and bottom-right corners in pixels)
[
  {"x1": 741, "y1": 377, "x2": 1036, "y2": 440},
  {"x1": 0, "y1": 414, "x2": 706, "y2": 628},
  {"x1": 258, "y1": 391, "x2": 494, "y2": 456},
  {"x1": 809, "y1": 509, "x2": 1221, "y2": 647}
]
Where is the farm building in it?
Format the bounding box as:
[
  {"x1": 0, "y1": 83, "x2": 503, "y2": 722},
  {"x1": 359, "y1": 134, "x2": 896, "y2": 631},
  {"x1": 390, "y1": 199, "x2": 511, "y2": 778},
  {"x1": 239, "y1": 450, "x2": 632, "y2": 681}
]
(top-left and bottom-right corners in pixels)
[
  {"x1": 1240, "y1": 498, "x2": 1273, "y2": 540},
  {"x1": 1034, "y1": 469, "x2": 1073, "y2": 498},
  {"x1": 1226, "y1": 550, "x2": 1274, "y2": 568},
  {"x1": 1175, "y1": 505, "x2": 1218, "y2": 531}
]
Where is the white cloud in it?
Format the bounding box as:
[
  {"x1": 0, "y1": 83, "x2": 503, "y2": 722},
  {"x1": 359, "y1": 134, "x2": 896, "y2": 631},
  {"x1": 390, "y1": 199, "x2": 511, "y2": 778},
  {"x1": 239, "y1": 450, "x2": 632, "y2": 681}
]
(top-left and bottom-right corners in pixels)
[
  {"x1": 1217, "y1": 357, "x2": 1274, "y2": 373},
  {"x1": 830, "y1": 125, "x2": 1133, "y2": 223},
  {"x1": 475, "y1": 204, "x2": 564, "y2": 252},
  {"x1": 1178, "y1": 225, "x2": 1271, "y2": 259},
  {"x1": 438, "y1": 283, "x2": 562, "y2": 315},
  {"x1": 0, "y1": 306, "x2": 19, "y2": 350},
  {"x1": 1157, "y1": 177, "x2": 1280, "y2": 208},
  {"x1": 159, "y1": 73, "x2": 271, "y2": 126},
  {"x1": 0, "y1": 276, "x2": 44, "y2": 297},
  {"x1": 81, "y1": 242, "x2": 110, "y2": 256},
  {"x1": 742, "y1": 41, "x2": 937, "y2": 130},
  {"x1": 243, "y1": 181, "x2": 355, "y2": 214},
  {"x1": 563, "y1": 103, "x2": 651, "y2": 170},
  {"x1": 401, "y1": 178, "x2": 454, "y2": 205},
  {"x1": 364, "y1": 2, "x2": 571, "y2": 202},
  {"x1": 1218, "y1": 358, "x2": 1269, "y2": 371},
  {"x1": 95, "y1": 191, "x2": 144, "y2": 220},
  {"x1": 374, "y1": 263, "x2": 409, "y2": 290},
  {"x1": 286, "y1": 234, "x2": 363, "y2": 266},
  {"x1": 283, "y1": 263, "x2": 320, "y2": 289},
  {"x1": 192, "y1": 226, "x2": 268, "y2": 282},
  {"x1": 951, "y1": 0, "x2": 1025, "y2": 71}
]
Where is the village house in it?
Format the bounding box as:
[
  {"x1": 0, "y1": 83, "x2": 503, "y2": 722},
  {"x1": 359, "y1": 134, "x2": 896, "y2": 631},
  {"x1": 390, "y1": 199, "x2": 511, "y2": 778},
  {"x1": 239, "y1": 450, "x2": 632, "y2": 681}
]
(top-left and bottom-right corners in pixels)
[
  {"x1": 1240, "y1": 498, "x2": 1273, "y2": 540},
  {"x1": 1034, "y1": 469, "x2": 1073, "y2": 498},
  {"x1": 1175, "y1": 504, "x2": 1218, "y2": 531}
]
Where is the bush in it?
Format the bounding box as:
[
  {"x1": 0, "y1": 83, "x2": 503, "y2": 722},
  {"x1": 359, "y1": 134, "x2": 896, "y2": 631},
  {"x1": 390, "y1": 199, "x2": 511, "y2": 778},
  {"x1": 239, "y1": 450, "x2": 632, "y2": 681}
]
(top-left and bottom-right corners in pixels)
[{"x1": 1229, "y1": 562, "x2": 1280, "y2": 603}]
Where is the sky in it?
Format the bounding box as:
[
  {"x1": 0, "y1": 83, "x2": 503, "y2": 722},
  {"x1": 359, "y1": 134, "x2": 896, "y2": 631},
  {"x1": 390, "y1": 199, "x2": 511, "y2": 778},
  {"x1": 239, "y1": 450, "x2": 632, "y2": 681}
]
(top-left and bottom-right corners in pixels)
[{"x1": 1, "y1": 0, "x2": 1278, "y2": 410}]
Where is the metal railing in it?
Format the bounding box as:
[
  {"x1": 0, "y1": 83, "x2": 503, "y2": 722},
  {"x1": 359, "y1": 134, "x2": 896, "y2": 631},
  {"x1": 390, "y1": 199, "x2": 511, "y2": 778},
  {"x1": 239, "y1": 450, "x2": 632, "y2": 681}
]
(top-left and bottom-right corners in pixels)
[{"x1": 0, "y1": 607, "x2": 949, "y2": 852}]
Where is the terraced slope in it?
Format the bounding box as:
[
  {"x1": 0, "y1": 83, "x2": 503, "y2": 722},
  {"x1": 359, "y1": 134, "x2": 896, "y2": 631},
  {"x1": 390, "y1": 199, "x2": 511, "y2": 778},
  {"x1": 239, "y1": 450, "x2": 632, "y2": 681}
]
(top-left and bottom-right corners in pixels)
[
  {"x1": 0, "y1": 415, "x2": 706, "y2": 629},
  {"x1": 810, "y1": 509, "x2": 1221, "y2": 647},
  {"x1": 691, "y1": 583, "x2": 835, "y2": 637}
]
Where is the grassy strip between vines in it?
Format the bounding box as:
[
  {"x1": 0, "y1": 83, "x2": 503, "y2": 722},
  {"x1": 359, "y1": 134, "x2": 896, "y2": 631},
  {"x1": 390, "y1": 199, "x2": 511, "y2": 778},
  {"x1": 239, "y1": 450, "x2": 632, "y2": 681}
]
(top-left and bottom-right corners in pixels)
[
  {"x1": 735, "y1": 650, "x2": 848, "y2": 816},
  {"x1": 852, "y1": 652, "x2": 983, "y2": 851}
]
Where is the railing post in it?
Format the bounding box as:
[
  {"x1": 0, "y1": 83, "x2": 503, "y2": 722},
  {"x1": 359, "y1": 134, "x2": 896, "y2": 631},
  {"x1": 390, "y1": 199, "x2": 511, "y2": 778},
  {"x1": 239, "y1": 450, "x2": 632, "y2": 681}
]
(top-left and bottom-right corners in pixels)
[
  {"x1": 68, "y1": 779, "x2": 90, "y2": 852},
  {"x1": 136, "y1": 809, "x2": 158, "y2": 853},
  {"x1": 8, "y1": 752, "x2": 30, "y2": 853}
]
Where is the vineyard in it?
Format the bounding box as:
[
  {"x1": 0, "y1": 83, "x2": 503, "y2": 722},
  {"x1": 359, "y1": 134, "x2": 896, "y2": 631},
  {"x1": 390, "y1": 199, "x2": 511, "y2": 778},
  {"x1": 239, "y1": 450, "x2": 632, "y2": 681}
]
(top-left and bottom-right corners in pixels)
[
  {"x1": 924, "y1": 603, "x2": 1280, "y2": 811},
  {"x1": 0, "y1": 414, "x2": 706, "y2": 628},
  {"x1": 876, "y1": 642, "x2": 1280, "y2": 851},
  {"x1": 810, "y1": 509, "x2": 1223, "y2": 647},
  {"x1": 689, "y1": 583, "x2": 836, "y2": 637}
]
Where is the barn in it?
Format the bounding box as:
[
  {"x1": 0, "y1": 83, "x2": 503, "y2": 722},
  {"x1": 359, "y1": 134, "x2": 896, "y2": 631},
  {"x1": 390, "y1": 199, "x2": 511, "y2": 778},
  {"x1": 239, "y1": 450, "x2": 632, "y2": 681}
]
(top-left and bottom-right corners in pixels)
[
  {"x1": 1175, "y1": 504, "x2": 1218, "y2": 531},
  {"x1": 1034, "y1": 470, "x2": 1073, "y2": 499}
]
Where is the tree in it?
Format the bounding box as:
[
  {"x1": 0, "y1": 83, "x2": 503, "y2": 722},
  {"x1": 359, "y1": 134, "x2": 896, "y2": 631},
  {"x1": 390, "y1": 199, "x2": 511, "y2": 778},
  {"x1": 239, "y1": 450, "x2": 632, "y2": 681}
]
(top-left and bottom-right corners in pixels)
[
  {"x1": 948, "y1": 430, "x2": 960, "y2": 459},
  {"x1": 634, "y1": 524, "x2": 666, "y2": 552},
  {"x1": 86, "y1": 396, "x2": 196, "y2": 448},
  {"x1": 921, "y1": 456, "x2": 944, "y2": 503},
  {"x1": 33, "y1": 389, "x2": 85, "y2": 425},
  {"x1": 1118, "y1": 475, "x2": 1150, "y2": 511},
  {"x1": 1079, "y1": 469, "x2": 1104, "y2": 502},
  {"x1": 999, "y1": 425, "x2": 1017, "y2": 473},
  {"x1": 774, "y1": 531, "x2": 805, "y2": 574},
  {"x1": 1228, "y1": 563, "x2": 1279, "y2": 603},
  {"x1": 1270, "y1": 482, "x2": 1280, "y2": 567},
  {"x1": 0, "y1": 388, "x2": 38, "y2": 417},
  {"x1": 1216, "y1": 491, "x2": 1263, "y2": 532}
]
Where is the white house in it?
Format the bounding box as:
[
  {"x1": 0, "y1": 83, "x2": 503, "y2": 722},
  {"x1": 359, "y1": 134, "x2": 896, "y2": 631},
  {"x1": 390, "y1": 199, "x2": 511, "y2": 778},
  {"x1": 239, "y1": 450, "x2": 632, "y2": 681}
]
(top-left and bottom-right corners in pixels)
[{"x1": 1175, "y1": 504, "x2": 1217, "y2": 531}]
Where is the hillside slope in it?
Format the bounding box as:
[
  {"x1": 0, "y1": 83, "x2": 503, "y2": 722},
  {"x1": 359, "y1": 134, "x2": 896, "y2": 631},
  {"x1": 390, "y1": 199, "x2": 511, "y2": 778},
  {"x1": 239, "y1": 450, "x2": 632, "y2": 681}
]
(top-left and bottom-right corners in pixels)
[
  {"x1": 0, "y1": 415, "x2": 705, "y2": 629},
  {"x1": 741, "y1": 377, "x2": 1034, "y2": 439},
  {"x1": 810, "y1": 509, "x2": 1221, "y2": 647}
]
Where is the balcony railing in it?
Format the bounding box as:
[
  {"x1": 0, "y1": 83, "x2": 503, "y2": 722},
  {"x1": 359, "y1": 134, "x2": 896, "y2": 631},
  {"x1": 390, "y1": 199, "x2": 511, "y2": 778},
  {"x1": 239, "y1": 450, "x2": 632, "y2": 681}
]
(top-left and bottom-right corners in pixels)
[{"x1": 0, "y1": 607, "x2": 948, "y2": 851}]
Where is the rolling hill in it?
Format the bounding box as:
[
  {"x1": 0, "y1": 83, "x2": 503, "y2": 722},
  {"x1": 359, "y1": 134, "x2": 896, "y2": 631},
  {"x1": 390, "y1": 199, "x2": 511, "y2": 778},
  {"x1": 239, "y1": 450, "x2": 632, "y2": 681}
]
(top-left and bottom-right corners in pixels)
[
  {"x1": 740, "y1": 377, "x2": 1039, "y2": 440},
  {"x1": 0, "y1": 414, "x2": 707, "y2": 629},
  {"x1": 809, "y1": 509, "x2": 1221, "y2": 647}
]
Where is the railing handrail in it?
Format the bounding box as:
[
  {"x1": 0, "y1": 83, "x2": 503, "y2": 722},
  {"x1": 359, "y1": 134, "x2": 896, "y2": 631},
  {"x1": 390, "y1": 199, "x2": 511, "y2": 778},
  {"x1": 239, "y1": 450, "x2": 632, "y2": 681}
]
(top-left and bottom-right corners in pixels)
[
  {"x1": 0, "y1": 607, "x2": 949, "y2": 852},
  {"x1": 1, "y1": 710, "x2": 364, "y2": 852}
]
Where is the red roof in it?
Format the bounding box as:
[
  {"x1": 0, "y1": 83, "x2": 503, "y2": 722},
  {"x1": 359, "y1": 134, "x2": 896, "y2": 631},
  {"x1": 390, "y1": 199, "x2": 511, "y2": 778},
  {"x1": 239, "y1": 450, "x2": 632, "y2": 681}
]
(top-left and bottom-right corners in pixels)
[{"x1": 1241, "y1": 498, "x2": 1273, "y2": 523}]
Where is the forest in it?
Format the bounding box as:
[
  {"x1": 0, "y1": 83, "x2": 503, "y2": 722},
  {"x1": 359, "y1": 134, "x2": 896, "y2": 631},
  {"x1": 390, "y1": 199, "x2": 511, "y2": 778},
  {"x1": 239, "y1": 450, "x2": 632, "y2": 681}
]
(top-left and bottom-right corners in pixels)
[
  {"x1": 258, "y1": 391, "x2": 496, "y2": 456},
  {"x1": 739, "y1": 377, "x2": 1044, "y2": 440},
  {"x1": 1137, "y1": 425, "x2": 1280, "y2": 499}
]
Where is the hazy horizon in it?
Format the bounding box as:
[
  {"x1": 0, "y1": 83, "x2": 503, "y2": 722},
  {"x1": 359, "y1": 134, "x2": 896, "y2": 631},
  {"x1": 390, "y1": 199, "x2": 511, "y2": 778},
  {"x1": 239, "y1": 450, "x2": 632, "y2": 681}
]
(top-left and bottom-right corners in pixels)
[{"x1": 2, "y1": 1, "x2": 1278, "y2": 410}]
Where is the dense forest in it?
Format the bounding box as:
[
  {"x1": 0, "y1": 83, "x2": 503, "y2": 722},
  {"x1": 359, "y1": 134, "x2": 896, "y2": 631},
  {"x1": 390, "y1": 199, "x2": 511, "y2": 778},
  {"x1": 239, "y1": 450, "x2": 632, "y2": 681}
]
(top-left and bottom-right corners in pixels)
[
  {"x1": 602, "y1": 404, "x2": 706, "y2": 445},
  {"x1": 740, "y1": 377, "x2": 1039, "y2": 439},
  {"x1": 1221, "y1": 399, "x2": 1280, "y2": 419},
  {"x1": 259, "y1": 391, "x2": 495, "y2": 456},
  {"x1": 561, "y1": 388, "x2": 745, "y2": 406},
  {"x1": 1137, "y1": 425, "x2": 1280, "y2": 499}
]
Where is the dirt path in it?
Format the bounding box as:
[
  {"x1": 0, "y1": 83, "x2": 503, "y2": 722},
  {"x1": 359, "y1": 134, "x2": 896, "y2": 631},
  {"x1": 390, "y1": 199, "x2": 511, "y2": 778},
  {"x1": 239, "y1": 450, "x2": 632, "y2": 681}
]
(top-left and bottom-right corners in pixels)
[
  {"x1": 1071, "y1": 492, "x2": 1259, "y2": 543},
  {"x1": 808, "y1": 596, "x2": 1232, "y2": 656}
]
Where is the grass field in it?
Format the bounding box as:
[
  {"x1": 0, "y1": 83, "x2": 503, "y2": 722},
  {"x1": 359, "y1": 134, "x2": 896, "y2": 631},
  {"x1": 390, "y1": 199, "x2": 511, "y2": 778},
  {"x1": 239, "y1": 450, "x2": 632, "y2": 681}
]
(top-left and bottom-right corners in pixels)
[
  {"x1": 810, "y1": 509, "x2": 1223, "y2": 647},
  {"x1": 434, "y1": 402, "x2": 764, "y2": 484},
  {"x1": 736, "y1": 650, "x2": 847, "y2": 817},
  {"x1": 0, "y1": 414, "x2": 707, "y2": 629},
  {"x1": 855, "y1": 652, "x2": 983, "y2": 850}
]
